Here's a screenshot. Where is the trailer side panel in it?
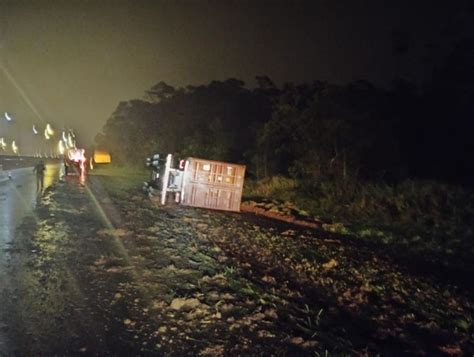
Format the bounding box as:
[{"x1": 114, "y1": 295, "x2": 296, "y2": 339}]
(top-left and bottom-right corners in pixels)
[{"x1": 181, "y1": 158, "x2": 245, "y2": 212}]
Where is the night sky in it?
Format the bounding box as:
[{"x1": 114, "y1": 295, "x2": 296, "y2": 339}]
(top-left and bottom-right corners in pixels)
[{"x1": 0, "y1": 0, "x2": 472, "y2": 150}]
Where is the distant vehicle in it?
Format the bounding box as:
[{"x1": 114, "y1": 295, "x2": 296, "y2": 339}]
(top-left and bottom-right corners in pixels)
[
  {"x1": 65, "y1": 148, "x2": 87, "y2": 174},
  {"x1": 93, "y1": 150, "x2": 112, "y2": 164},
  {"x1": 144, "y1": 153, "x2": 246, "y2": 212}
]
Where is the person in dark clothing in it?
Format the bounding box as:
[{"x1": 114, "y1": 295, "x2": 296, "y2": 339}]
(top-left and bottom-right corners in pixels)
[{"x1": 33, "y1": 160, "x2": 46, "y2": 192}]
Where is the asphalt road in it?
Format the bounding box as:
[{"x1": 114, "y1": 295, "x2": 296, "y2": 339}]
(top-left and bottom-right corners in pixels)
[{"x1": 0, "y1": 163, "x2": 60, "y2": 355}]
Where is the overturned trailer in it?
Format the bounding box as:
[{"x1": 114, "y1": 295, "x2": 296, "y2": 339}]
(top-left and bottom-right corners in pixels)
[{"x1": 144, "y1": 154, "x2": 246, "y2": 212}]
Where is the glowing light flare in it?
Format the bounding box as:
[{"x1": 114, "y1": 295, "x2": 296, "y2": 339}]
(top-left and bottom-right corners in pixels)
[
  {"x1": 33, "y1": 125, "x2": 38, "y2": 134},
  {"x1": 58, "y1": 140, "x2": 65, "y2": 155},
  {"x1": 44, "y1": 123, "x2": 54, "y2": 139},
  {"x1": 68, "y1": 148, "x2": 87, "y2": 178},
  {"x1": 46, "y1": 123, "x2": 54, "y2": 135},
  {"x1": 4, "y1": 112, "x2": 12, "y2": 121},
  {"x1": 11, "y1": 141, "x2": 18, "y2": 154},
  {"x1": 0, "y1": 62, "x2": 44, "y2": 122},
  {"x1": 67, "y1": 132, "x2": 75, "y2": 148},
  {"x1": 80, "y1": 167, "x2": 86, "y2": 185},
  {"x1": 0, "y1": 138, "x2": 6, "y2": 150},
  {"x1": 68, "y1": 148, "x2": 86, "y2": 164}
]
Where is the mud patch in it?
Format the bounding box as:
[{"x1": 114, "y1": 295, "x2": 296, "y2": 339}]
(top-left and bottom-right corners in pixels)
[{"x1": 3, "y1": 176, "x2": 473, "y2": 356}]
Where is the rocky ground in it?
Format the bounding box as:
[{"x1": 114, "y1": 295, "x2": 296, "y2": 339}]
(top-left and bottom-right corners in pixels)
[{"x1": 3, "y1": 173, "x2": 473, "y2": 355}]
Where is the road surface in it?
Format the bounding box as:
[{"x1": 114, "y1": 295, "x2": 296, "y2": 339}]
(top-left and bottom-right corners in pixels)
[{"x1": 0, "y1": 163, "x2": 59, "y2": 355}]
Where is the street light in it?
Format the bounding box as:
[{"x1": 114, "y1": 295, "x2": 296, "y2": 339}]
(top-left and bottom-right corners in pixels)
[
  {"x1": 11, "y1": 140, "x2": 18, "y2": 154},
  {"x1": 58, "y1": 140, "x2": 65, "y2": 155},
  {"x1": 4, "y1": 112, "x2": 12, "y2": 121},
  {"x1": 67, "y1": 131, "x2": 75, "y2": 148},
  {"x1": 44, "y1": 123, "x2": 54, "y2": 139}
]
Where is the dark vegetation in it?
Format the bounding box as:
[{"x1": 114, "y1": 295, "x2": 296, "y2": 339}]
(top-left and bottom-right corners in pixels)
[
  {"x1": 95, "y1": 40, "x2": 473, "y2": 278},
  {"x1": 96, "y1": 39, "x2": 474, "y2": 184}
]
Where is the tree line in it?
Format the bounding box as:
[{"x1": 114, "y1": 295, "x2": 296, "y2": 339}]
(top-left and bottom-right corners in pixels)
[{"x1": 95, "y1": 39, "x2": 473, "y2": 184}]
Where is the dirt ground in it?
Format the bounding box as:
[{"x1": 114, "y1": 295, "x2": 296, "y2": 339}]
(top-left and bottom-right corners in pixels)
[{"x1": 2, "y1": 173, "x2": 473, "y2": 355}]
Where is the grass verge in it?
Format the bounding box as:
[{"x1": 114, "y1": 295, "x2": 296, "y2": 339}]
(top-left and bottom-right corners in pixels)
[{"x1": 244, "y1": 176, "x2": 474, "y2": 277}]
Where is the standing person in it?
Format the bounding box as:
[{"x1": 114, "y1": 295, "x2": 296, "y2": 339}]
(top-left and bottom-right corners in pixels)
[
  {"x1": 64, "y1": 158, "x2": 69, "y2": 176},
  {"x1": 60, "y1": 158, "x2": 69, "y2": 180},
  {"x1": 33, "y1": 160, "x2": 46, "y2": 192},
  {"x1": 59, "y1": 159, "x2": 66, "y2": 181}
]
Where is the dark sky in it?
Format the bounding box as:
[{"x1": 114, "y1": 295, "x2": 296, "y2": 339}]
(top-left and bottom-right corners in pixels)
[{"x1": 0, "y1": 0, "x2": 471, "y2": 151}]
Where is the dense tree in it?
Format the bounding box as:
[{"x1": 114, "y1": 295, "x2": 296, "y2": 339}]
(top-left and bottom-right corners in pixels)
[
  {"x1": 96, "y1": 65, "x2": 473, "y2": 184},
  {"x1": 96, "y1": 79, "x2": 271, "y2": 168},
  {"x1": 422, "y1": 38, "x2": 474, "y2": 182}
]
